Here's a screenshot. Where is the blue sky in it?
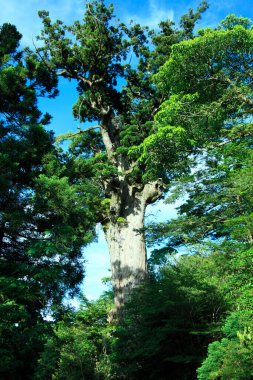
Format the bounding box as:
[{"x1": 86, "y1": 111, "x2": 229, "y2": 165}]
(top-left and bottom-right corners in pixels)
[
  {"x1": 1, "y1": 0, "x2": 253, "y2": 47},
  {"x1": 1, "y1": 0, "x2": 253, "y2": 301}
]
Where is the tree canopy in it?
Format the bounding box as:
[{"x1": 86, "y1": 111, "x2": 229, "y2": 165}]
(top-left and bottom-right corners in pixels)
[{"x1": 36, "y1": 0, "x2": 209, "y2": 188}]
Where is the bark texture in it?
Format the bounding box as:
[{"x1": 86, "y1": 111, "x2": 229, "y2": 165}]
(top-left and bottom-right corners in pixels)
[{"x1": 103, "y1": 181, "x2": 162, "y2": 310}]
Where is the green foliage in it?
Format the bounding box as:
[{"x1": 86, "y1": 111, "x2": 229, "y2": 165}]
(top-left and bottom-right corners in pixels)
[
  {"x1": 218, "y1": 14, "x2": 252, "y2": 30},
  {"x1": 131, "y1": 14, "x2": 253, "y2": 180},
  {"x1": 0, "y1": 22, "x2": 98, "y2": 379},
  {"x1": 0, "y1": 24, "x2": 57, "y2": 379},
  {"x1": 35, "y1": 254, "x2": 225, "y2": 380},
  {"x1": 147, "y1": 15, "x2": 253, "y2": 379},
  {"x1": 111, "y1": 254, "x2": 226, "y2": 380},
  {"x1": 36, "y1": 294, "x2": 115, "y2": 380},
  {"x1": 197, "y1": 312, "x2": 253, "y2": 380},
  {"x1": 36, "y1": 0, "x2": 209, "y2": 189},
  {"x1": 152, "y1": 17, "x2": 253, "y2": 164},
  {"x1": 116, "y1": 217, "x2": 127, "y2": 225}
]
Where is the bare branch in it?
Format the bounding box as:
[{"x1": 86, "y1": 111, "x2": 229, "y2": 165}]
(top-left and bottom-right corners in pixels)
[
  {"x1": 100, "y1": 127, "x2": 115, "y2": 160},
  {"x1": 55, "y1": 125, "x2": 101, "y2": 143},
  {"x1": 73, "y1": 125, "x2": 101, "y2": 135}
]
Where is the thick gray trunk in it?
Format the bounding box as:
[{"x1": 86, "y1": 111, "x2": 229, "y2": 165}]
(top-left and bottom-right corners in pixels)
[
  {"x1": 104, "y1": 193, "x2": 147, "y2": 310},
  {"x1": 100, "y1": 117, "x2": 163, "y2": 310},
  {"x1": 104, "y1": 181, "x2": 162, "y2": 311}
]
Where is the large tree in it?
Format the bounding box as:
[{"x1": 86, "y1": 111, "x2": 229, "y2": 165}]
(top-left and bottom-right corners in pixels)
[{"x1": 36, "y1": 0, "x2": 208, "y2": 310}]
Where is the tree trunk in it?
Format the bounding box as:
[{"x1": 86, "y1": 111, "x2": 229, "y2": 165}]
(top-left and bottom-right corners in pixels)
[
  {"x1": 103, "y1": 181, "x2": 162, "y2": 311},
  {"x1": 104, "y1": 193, "x2": 146, "y2": 310},
  {"x1": 99, "y1": 121, "x2": 163, "y2": 311}
]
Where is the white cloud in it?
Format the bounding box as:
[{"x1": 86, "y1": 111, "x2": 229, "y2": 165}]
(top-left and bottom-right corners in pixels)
[
  {"x1": 148, "y1": 0, "x2": 174, "y2": 27},
  {"x1": 125, "y1": 0, "x2": 174, "y2": 29},
  {"x1": 0, "y1": 0, "x2": 85, "y2": 46},
  {"x1": 0, "y1": 0, "x2": 175, "y2": 46}
]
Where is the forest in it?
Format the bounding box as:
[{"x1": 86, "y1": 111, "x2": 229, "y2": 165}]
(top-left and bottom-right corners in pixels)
[{"x1": 1, "y1": 0, "x2": 253, "y2": 379}]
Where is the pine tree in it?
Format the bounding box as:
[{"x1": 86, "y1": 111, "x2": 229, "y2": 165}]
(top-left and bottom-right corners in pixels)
[{"x1": 0, "y1": 23, "x2": 98, "y2": 378}]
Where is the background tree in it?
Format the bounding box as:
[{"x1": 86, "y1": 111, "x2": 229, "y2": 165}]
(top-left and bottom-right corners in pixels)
[
  {"x1": 36, "y1": 0, "x2": 209, "y2": 310},
  {"x1": 151, "y1": 14, "x2": 253, "y2": 379},
  {"x1": 35, "y1": 293, "x2": 115, "y2": 380},
  {"x1": 112, "y1": 254, "x2": 226, "y2": 380},
  {"x1": 0, "y1": 23, "x2": 98, "y2": 379},
  {"x1": 146, "y1": 138, "x2": 253, "y2": 378}
]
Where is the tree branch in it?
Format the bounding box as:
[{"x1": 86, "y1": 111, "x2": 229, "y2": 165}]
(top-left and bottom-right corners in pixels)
[
  {"x1": 74, "y1": 125, "x2": 101, "y2": 135},
  {"x1": 100, "y1": 127, "x2": 115, "y2": 160},
  {"x1": 55, "y1": 125, "x2": 101, "y2": 143},
  {"x1": 208, "y1": 131, "x2": 253, "y2": 149}
]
